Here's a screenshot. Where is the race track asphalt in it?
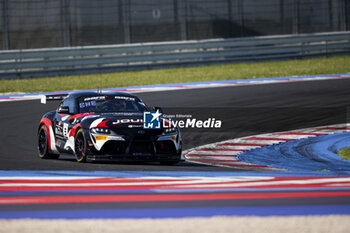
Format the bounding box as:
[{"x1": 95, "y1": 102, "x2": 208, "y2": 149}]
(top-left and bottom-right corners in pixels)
[{"x1": 0, "y1": 78, "x2": 349, "y2": 171}]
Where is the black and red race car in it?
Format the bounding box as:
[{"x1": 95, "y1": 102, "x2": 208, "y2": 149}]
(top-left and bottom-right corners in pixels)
[{"x1": 38, "y1": 91, "x2": 182, "y2": 164}]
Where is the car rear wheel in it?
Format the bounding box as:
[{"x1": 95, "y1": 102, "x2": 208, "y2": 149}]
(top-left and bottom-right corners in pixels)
[
  {"x1": 74, "y1": 129, "x2": 87, "y2": 163},
  {"x1": 38, "y1": 125, "x2": 59, "y2": 159}
]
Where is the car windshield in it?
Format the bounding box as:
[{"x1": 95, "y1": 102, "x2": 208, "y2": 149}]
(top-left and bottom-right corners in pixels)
[{"x1": 78, "y1": 95, "x2": 148, "y2": 113}]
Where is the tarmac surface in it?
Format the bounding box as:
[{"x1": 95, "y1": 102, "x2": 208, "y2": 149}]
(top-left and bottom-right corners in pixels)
[{"x1": 0, "y1": 78, "x2": 349, "y2": 171}]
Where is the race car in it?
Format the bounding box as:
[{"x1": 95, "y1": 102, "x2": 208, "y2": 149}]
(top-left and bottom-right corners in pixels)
[{"x1": 38, "y1": 91, "x2": 182, "y2": 164}]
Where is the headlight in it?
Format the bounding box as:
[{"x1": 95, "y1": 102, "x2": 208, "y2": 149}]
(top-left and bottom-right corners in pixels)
[
  {"x1": 91, "y1": 127, "x2": 110, "y2": 134},
  {"x1": 163, "y1": 127, "x2": 177, "y2": 134}
]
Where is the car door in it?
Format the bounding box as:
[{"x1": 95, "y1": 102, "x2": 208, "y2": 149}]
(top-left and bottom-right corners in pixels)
[{"x1": 53, "y1": 98, "x2": 76, "y2": 151}]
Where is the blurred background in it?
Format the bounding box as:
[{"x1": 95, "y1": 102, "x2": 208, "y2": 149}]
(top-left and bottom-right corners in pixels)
[{"x1": 1, "y1": 0, "x2": 349, "y2": 50}]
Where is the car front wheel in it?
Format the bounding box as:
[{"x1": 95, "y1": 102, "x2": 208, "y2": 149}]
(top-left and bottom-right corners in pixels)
[{"x1": 74, "y1": 128, "x2": 87, "y2": 163}]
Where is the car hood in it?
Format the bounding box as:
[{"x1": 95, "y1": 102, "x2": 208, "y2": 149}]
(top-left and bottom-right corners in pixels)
[{"x1": 88, "y1": 113, "x2": 144, "y2": 128}]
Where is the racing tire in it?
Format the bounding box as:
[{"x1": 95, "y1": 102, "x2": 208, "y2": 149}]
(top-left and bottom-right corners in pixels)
[
  {"x1": 74, "y1": 128, "x2": 87, "y2": 163},
  {"x1": 38, "y1": 125, "x2": 60, "y2": 159}
]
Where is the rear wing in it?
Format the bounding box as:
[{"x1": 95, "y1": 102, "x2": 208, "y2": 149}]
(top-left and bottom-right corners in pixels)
[{"x1": 40, "y1": 94, "x2": 68, "y2": 104}]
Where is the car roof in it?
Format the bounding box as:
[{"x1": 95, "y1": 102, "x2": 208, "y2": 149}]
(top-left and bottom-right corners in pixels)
[{"x1": 66, "y1": 91, "x2": 140, "y2": 100}]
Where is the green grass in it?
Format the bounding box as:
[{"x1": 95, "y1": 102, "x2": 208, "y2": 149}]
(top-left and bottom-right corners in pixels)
[
  {"x1": 337, "y1": 147, "x2": 350, "y2": 160},
  {"x1": 1, "y1": 55, "x2": 350, "y2": 94}
]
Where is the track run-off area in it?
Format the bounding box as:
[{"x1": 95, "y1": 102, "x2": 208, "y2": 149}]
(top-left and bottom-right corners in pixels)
[{"x1": 0, "y1": 73, "x2": 350, "y2": 230}]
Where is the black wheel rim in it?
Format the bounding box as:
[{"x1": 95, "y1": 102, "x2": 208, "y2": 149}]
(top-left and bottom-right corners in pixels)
[
  {"x1": 75, "y1": 133, "x2": 85, "y2": 160},
  {"x1": 38, "y1": 128, "x2": 47, "y2": 155}
]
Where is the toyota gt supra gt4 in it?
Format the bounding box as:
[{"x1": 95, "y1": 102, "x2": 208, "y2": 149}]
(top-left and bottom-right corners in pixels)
[{"x1": 37, "y1": 92, "x2": 182, "y2": 164}]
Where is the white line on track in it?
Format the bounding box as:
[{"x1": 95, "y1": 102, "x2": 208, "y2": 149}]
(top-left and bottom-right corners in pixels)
[{"x1": 1, "y1": 74, "x2": 350, "y2": 102}]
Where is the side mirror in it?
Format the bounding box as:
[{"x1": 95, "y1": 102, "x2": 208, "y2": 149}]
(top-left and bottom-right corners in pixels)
[
  {"x1": 58, "y1": 106, "x2": 70, "y2": 114},
  {"x1": 153, "y1": 106, "x2": 163, "y2": 113}
]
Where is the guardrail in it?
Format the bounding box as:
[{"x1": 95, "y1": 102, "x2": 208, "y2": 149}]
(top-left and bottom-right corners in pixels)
[{"x1": 0, "y1": 31, "x2": 350, "y2": 79}]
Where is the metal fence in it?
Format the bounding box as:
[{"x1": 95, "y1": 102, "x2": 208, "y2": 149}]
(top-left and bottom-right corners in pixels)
[
  {"x1": 1, "y1": 0, "x2": 349, "y2": 50},
  {"x1": 1, "y1": 31, "x2": 349, "y2": 79}
]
